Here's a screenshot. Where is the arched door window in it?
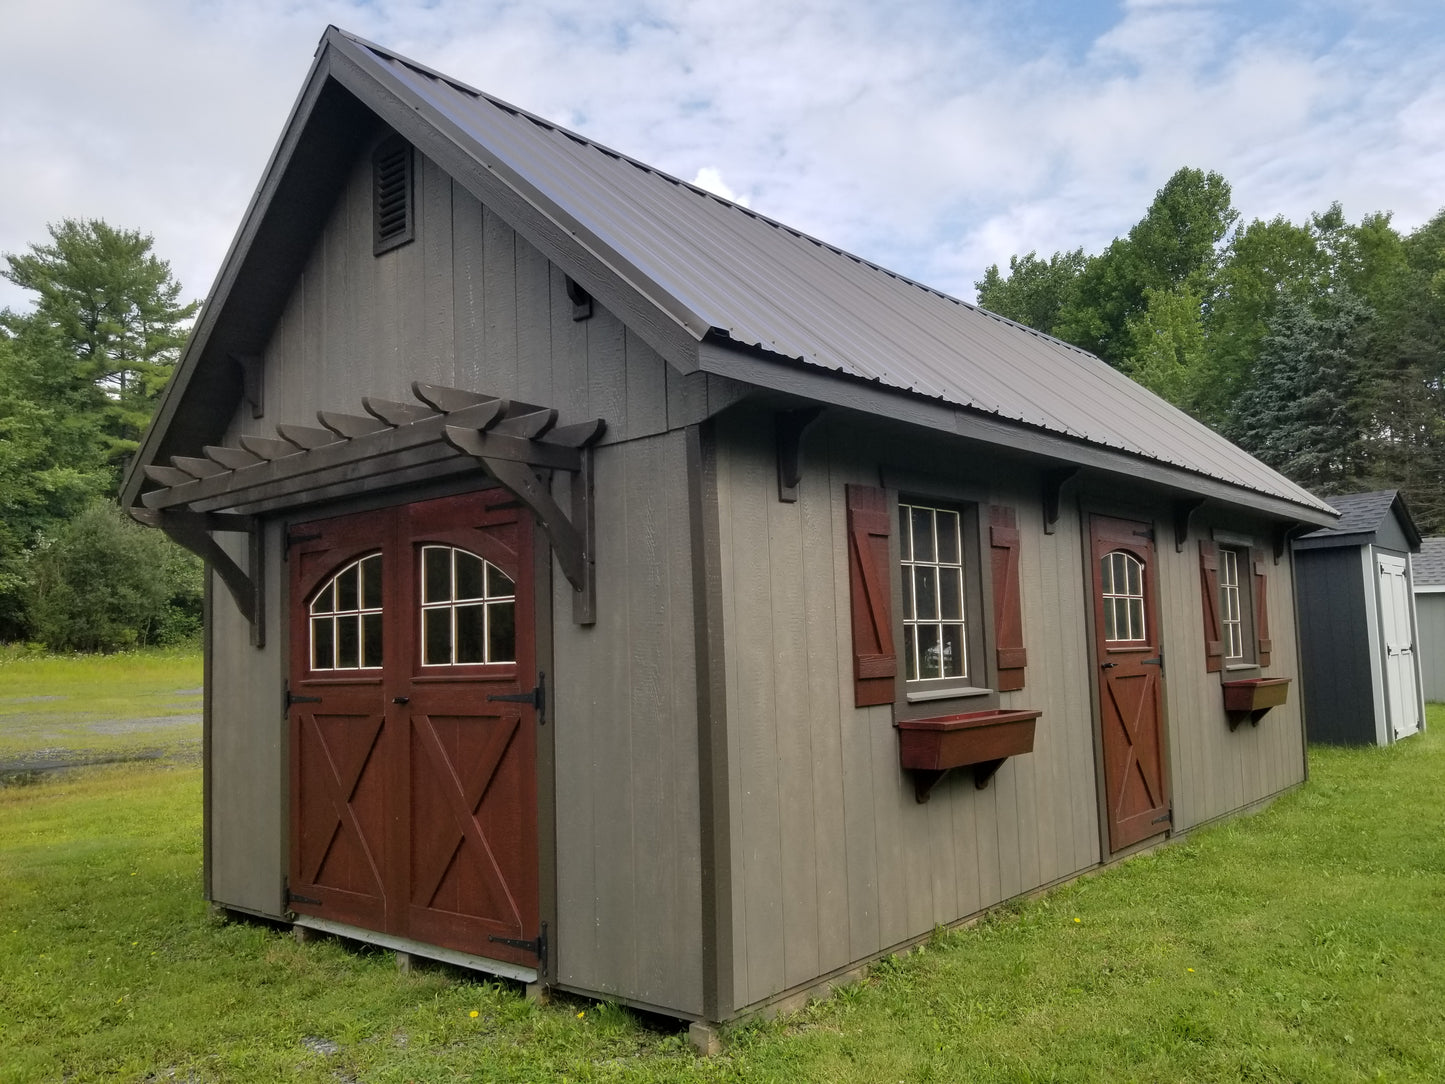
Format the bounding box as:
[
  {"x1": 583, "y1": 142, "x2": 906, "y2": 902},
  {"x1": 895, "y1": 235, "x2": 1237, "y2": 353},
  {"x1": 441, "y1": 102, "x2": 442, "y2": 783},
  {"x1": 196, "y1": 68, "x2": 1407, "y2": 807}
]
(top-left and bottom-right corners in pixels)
[
  {"x1": 1099, "y1": 550, "x2": 1146, "y2": 643},
  {"x1": 420, "y1": 545, "x2": 516, "y2": 665},
  {"x1": 309, "y1": 553, "x2": 384, "y2": 670}
]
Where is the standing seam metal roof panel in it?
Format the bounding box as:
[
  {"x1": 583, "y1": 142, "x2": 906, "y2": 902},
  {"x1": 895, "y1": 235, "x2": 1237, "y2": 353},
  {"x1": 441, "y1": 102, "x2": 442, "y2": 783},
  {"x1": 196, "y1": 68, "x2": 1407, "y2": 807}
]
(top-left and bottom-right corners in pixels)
[{"x1": 353, "y1": 39, "x2": 1331, "y2": 515}]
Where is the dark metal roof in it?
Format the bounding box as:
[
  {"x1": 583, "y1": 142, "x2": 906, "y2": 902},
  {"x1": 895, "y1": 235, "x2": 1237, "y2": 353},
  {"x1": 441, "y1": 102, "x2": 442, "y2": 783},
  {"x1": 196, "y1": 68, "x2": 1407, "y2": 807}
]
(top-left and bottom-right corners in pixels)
[
  {"x1": 1295, "y1": 489, "x2": 1422, "y2": 549},
  {"x1": 1414, "y1": 537, "x2": 1445, "y2": 586},
  {"x1": 123, "y1": 27, "x2": 1337, "y2": 522}
]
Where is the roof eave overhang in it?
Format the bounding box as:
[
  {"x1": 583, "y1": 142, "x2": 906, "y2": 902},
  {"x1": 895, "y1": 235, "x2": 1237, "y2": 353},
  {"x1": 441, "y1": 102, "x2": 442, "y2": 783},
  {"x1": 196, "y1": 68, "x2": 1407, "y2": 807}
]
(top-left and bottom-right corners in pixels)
[
  {"x1": 124, "y1": 44, "x2": 362, "y2": 509},
  {"x1": 124, "y1": 28, "x2": 710, "y2": 510},
  {"x1": 697, "y1": 339, "x2": 1339, "y2": 528}
]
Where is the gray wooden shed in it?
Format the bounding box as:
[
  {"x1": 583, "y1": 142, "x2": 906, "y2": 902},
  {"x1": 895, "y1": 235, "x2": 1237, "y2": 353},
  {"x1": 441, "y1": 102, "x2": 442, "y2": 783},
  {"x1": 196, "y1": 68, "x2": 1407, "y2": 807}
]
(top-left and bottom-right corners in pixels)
[
  {"x1": 1412, "y1": 537, "x2": 1445, "y2": 703},
  {"x1": 123, "y1": 27, "x2": 1339, "y2": 1029},
  {"x1": 1293, "y1": 491, "x2": 1426, "y2": 745}
]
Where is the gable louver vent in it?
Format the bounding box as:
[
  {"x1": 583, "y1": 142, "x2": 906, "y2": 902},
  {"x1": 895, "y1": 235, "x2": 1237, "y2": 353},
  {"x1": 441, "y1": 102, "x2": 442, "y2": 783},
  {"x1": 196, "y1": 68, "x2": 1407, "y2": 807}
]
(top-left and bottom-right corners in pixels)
[{"x1": 373, "y1": 137, "x2": 415, "y2": 255}]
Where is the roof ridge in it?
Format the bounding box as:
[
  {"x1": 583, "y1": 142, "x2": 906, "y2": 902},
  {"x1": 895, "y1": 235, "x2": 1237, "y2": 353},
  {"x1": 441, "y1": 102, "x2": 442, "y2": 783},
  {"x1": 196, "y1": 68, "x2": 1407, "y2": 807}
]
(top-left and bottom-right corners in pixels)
[{"x1": 330, "y1": 27, "x2": 1060, "y2": 329}]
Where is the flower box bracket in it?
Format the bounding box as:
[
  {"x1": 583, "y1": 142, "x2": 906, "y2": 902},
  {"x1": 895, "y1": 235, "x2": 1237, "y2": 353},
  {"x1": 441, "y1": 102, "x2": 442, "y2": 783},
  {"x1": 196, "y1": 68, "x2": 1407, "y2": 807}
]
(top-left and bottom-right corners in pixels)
[
  {"x1": 896, "y1": 709, "x2": 1041, "y2": 803},
  {"x1": 1221, "y1": 677, "x2": 1291, "y2": 731}
]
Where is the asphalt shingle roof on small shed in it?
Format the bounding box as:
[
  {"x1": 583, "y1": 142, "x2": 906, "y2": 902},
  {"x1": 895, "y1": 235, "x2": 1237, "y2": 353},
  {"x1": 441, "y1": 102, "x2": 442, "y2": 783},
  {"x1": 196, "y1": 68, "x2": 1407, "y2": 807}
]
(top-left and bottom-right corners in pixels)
[
  {"x1": 1295, "y1": 489, "x2": 1422, "y2": 551},
  {"x1": 1414, "y1": 538, "x2": 1445, "y2": 587},
  {"x1": 1298, "y1": 491, "x2": 1401, "y2": 539}
]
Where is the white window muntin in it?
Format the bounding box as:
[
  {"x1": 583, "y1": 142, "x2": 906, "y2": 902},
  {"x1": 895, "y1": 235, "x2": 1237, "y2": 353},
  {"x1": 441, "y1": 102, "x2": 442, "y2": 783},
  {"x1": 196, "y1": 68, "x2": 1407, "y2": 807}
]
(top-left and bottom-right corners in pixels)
[
  {"x1": 1100, "y1": 551, "x2": 1146, "y2": 643},
  {"x1": 1219, "y1": 547, "x2": 1245, "y2": 660},
  {"x1": 309, "y1": 553, "x2": 384, "y2": 670},
  {"x1": 420, "y1": 545, "x2": 516, "y2": 666},
  {"x1": 899, "y1": 503, "x2": 967, "y2": 682}
]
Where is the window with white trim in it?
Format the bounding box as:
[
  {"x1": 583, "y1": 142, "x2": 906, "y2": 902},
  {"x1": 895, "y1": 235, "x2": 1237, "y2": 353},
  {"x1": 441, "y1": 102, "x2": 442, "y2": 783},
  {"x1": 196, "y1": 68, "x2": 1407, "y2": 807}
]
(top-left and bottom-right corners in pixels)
[
  {"x1": 420, "y1": 545, "x2": 516, "y2": 666},
  {"x1": 899, "y1": 502, "x2": 968, "y2": 683},
  {"x1": 310, "y1": 553, "x2": 383, "y2": 670},
  {"x1": 1218, "y1": 545, "x2": 1256, "y2": 664}
]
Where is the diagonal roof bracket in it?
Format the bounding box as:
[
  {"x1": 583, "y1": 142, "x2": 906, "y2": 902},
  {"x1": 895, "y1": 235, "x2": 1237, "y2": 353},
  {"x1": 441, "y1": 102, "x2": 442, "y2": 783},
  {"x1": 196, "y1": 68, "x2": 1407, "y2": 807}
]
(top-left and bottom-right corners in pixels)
[
  {"x1": 443, "y1": 419, "x2": 601, "y2": 625},
  {"x1": 131, "y1": 509, "x2": 265, "y2": 647}
]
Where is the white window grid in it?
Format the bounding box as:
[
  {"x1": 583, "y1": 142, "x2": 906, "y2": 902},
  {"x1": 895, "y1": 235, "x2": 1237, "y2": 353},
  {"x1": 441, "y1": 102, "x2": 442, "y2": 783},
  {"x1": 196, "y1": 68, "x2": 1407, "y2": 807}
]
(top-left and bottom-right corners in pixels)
[
  {"x1": 1100, "y1": 551, "x2": 1146, "y2": 643},
  {"x1": 419, "y1": 545, "x2": 517, "y2": 666},
  {"x1": 899, "y1": 502, "x2": 967, "y2": 682},
  {"x1": 1219, "y1": 547, "x2": 1244, "y2": 660},
  {"x1": 309, "y1": 553, "x2": 384, "y2": 671}
]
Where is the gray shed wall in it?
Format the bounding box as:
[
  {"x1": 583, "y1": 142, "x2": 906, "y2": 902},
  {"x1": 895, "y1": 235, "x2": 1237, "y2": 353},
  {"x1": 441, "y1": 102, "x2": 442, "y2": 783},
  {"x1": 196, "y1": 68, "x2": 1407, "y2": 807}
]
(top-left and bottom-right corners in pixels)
[
  {"x1": 1418, "y1": 593, "x2": 1445, "y2": 702},
  {"x1": 712, "y1": 405, "x2": 1309, "y2": 1015},
  {"x1": 1157, "y1": 519, "x2": 1306, "y2": 829},
  {"x1": 1295, "y1": 546, "x2": 1376, "y2": 744},
  {"x1": 551, "y1": 431, "x2": 704, "y2": 1016},
  {"x1": 207, "y1": 139, "x2": 711, "y2": 1013},
  {"x1": 207, "y1": 524, "x2": 288, "y2": 916},
  {"x1": 229, "y1": 144, "x2": 744, "y2": 450}
]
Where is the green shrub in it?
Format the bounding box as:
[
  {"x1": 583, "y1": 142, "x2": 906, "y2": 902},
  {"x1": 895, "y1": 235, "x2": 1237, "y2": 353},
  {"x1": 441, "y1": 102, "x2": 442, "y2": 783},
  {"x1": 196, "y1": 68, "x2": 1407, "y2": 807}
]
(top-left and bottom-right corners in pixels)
[{"x1": 25, "y1": 500, "x2": 202, "y2": 652}]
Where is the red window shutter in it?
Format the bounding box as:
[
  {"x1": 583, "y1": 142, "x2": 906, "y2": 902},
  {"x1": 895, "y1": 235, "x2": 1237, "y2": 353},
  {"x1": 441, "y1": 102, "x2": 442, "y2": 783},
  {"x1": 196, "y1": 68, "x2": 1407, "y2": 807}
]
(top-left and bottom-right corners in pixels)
[
  {"x1": 1199, "y1": 540, "x2": 1224, "y2": 673},
  {"x1": 988, "y1": 506, "x2": 1027, "y2": 692},
  {"x1": 1252, "y1": 555, "x2": 1272, "y2": 667},
  {"x1": 846, "y1": 484, "x2": 896, "y2": 706}
]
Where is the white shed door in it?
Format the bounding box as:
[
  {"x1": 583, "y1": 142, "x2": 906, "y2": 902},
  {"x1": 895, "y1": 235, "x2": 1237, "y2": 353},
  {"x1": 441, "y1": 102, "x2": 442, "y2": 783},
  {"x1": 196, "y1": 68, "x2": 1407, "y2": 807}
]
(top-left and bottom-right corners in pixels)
[{"x1": 1378, "y1": 555, "x2": 1421, "y2": 740}]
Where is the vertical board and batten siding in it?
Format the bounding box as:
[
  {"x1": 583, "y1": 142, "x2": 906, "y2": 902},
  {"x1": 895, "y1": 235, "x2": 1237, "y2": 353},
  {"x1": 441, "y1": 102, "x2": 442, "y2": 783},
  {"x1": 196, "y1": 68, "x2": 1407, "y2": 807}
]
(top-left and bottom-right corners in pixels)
[
  {"x1": 1157, "y1": 532, "x2": 1306, "y2": 830},
  {"x1": 208, "y1": 140, "x2": 718, "y2": 1009},
  {"x1": 207, "y1": 524, "x2": 288, "y2": 916},
  {"x1": 551, "y1": 430, "x2": 705, "y2": 1016},
  {"x1": 228, "y1": 145, "x2": 739, "y2": 449},
  {"x1": 1417, "y1": 594, "x2": 1445, "y2": 702},
  {"x1": 713, "y1": 407, "x2": 1103, "y2": 1014}
]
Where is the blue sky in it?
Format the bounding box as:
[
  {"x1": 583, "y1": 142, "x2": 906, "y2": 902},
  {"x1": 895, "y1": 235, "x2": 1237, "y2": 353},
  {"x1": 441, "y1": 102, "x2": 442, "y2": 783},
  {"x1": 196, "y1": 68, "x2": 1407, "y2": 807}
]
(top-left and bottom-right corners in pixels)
[{"x1": 2, "y1": 0, "x2": 1442, "y2": 314}]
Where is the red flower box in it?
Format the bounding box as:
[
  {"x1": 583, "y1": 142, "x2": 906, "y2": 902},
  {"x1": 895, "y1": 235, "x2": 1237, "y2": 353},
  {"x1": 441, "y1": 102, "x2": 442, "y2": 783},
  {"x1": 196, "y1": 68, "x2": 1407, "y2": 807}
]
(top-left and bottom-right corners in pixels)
[{"x1": 896, "y1": 709, "x2": 1041, "y2": 801}]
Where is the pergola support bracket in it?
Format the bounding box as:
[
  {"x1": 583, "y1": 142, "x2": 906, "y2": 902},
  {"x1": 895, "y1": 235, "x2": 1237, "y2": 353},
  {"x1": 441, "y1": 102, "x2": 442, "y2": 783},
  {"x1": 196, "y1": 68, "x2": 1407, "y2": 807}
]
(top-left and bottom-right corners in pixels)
[{"x1": 132, "y1": 509, "x2": 265, "y2": 647}]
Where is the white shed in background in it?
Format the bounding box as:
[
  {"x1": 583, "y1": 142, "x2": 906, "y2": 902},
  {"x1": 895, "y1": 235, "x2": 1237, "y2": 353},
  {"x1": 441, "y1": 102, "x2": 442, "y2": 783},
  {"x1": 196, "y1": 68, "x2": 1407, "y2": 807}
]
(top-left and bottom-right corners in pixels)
[{"x1": 1414, "y1": 537, "x2": 1445, "y2": 703}]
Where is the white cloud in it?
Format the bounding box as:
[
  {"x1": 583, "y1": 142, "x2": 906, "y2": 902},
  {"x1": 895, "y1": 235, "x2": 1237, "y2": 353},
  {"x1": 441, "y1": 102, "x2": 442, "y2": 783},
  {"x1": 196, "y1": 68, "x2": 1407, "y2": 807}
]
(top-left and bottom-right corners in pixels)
[
  {"x1": 1, "y1": 0, "x2": 1441, "y2": 315},
  {"x1": 690, "y1": 168, "x2": 752, "y2": 208}
]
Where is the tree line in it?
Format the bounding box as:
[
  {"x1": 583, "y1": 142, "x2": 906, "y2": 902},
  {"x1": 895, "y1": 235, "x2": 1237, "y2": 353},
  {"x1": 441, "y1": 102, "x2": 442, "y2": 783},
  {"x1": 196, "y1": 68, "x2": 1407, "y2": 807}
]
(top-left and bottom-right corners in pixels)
[
  {"x1": 976, "y1": 168, "x2": 1445, "y2": 533},
  {"x1": 1, "y1": 219, "x2": 201, "y2": 650},
  {"x1": 3, "y1": 183, "x2": 1441, "y2": 649}
]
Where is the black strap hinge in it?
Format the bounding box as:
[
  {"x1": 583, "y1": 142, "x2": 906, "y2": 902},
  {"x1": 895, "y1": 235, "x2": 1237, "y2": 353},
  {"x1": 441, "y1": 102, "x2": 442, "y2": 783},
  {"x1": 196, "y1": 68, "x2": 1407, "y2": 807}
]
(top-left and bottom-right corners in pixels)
[
  {"x1": 486, "y1": 671, "x2": 546, "y2": 724},
  {"x1": 488, "y1": 921, "x2": 547, "y2": 973},
  {"x1": 285, "y1": 681, "x2": 323, "y2": 712}
]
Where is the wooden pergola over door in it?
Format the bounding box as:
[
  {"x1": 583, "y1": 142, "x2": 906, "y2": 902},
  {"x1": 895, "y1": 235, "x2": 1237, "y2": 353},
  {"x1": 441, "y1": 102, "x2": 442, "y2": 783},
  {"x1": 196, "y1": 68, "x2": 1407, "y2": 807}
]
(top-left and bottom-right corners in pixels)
[{"x1": 287, "y1": 490, "x2": 541, "y2": 968}]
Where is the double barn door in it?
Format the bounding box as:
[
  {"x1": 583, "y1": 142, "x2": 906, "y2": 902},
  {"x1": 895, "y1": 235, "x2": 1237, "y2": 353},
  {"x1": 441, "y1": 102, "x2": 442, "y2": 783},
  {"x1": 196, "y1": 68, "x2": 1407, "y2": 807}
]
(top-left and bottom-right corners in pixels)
[{"x1": 286, "y1": 490, "x2": 541, "y2": 967}]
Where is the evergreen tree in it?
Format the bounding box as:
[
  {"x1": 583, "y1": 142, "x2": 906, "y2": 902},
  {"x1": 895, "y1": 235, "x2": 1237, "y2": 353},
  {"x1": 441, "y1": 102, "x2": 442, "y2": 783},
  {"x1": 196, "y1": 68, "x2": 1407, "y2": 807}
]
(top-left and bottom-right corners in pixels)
[
  {"x1": 1230, "y1": 290, "x2": 1374, "y2": 494},
  {"x1": 2, "y1": 218, "x2": 198, "y2": 465}
]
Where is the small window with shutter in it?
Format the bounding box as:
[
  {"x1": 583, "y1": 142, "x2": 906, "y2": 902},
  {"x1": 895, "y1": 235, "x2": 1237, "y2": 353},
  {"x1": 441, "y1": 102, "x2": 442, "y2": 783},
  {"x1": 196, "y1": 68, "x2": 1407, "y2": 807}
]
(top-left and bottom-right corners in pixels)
[{"x1": 373, "y1": 136, "x2": 415, "y2": 255}]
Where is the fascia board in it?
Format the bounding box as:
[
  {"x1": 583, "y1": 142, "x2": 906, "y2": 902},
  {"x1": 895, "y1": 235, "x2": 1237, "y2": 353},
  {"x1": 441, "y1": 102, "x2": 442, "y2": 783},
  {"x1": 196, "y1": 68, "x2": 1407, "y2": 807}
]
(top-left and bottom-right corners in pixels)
[
  {"x1": 121, "y1": 47, "x2": 344, "y2": 508},
  {"x1": 697, "y1": 340, "x2": 1340, "y2": 528}
]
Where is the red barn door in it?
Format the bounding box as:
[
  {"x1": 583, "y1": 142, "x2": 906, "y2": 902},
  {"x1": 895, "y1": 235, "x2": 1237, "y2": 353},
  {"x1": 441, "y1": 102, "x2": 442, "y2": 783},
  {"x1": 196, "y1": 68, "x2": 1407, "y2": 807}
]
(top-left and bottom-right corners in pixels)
[
  {"x1": 1089, "y1": 515, "x2": 1171, "y2": 852},
  {"x1": 288, "y1": 490, "x2": 541, "y2": 967}
]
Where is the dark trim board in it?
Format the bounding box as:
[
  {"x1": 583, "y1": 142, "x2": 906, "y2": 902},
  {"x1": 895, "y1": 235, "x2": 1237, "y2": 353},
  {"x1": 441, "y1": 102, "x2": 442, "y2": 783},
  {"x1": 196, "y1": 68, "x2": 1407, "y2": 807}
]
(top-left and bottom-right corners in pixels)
[
  {"x1": 687, "y1": 422, "x2": 734, "y2": 1019},
  {"x1": 697, "y1": 343, "x2": 1338, "y2": 529}
]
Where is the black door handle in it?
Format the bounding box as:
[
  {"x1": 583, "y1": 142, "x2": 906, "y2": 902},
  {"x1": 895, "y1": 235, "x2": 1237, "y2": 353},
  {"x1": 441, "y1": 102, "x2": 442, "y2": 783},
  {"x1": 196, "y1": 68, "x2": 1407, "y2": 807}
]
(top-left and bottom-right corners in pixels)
[
  {"x1": 392, "y1": 696, "x2": 410, "y2": 705},
  {"x1": 1100, "y1": 661, "x2": 1118, "y2": 669}
]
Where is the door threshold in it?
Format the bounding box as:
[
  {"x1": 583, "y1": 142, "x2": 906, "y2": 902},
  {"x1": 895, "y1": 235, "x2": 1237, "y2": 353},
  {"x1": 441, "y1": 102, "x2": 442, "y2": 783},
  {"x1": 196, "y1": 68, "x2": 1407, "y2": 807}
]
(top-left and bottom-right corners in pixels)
[{"x1": 293, "y1": 915, "x2": 538, "y2": 984}]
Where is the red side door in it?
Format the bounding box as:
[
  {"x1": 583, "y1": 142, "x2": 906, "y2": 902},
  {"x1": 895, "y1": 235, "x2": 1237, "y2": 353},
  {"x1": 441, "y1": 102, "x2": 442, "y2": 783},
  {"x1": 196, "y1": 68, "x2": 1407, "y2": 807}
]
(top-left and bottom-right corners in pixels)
[
  {"x1": 288, "y1": 490, "x2": 541, "y2": 966},
  {"x1": 1089, "y1": 515, "x2": 1171, "y2": 852}
]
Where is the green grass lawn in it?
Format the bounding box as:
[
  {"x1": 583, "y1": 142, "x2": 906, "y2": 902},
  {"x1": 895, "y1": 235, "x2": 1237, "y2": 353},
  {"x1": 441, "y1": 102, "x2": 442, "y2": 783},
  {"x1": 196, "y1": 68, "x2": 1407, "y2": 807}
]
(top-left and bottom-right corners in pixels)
[
  {"x1": 2, "y1": 702, "x2": 1443, "y2": 1082},
  {"x1": 0, "y1": 646, "x2": 201, "y2": 765}
]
